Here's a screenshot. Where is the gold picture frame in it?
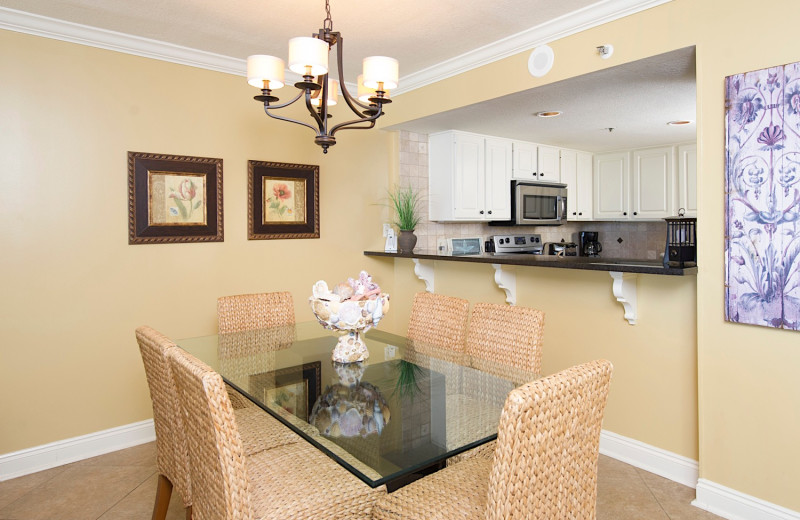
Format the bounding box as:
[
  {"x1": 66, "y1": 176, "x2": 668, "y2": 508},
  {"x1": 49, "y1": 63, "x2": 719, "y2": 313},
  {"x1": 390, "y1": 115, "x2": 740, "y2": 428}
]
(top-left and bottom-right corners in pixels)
[
  {"x1": 248, "y1": 161, "x2": 319, "y2": 240},
  {"x1": 128, "y1": 151, "x2": 223, "y2": 244}
]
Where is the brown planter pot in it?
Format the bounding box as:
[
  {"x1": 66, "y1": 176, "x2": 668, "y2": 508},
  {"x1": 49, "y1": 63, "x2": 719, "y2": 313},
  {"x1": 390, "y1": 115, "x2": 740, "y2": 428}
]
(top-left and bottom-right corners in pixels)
[{"x1": 397, "y1": 230, "x2": 417, "y2": 253}]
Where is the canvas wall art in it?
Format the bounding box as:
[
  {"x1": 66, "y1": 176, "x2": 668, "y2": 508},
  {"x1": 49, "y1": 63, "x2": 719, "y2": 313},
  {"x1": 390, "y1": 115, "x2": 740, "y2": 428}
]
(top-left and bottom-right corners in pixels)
[{"x1": 725, "y1": 60, "x2": 800, "y2": 330}]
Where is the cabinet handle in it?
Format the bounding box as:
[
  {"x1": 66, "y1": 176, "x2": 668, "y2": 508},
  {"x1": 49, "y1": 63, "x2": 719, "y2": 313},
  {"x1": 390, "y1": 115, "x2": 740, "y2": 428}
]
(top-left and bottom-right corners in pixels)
[
  {"x1": 633, "y1": 212, "x2": 638, "y2": 216},
  {"x1": 572, "y1": 212, "x2": 577, "y2": 215},
  {"x1": 488, "y1": 210, "x2": 492, "y2": 215},
  {"x1": 623, "y1": 212, "x2": 628, "y2": 216},
  {"x1": 479, "y1": 210, "x2": 485, "y2": 214},
  {"x1": 578, "y1": 212, "x2": 582, "y2": 216}
]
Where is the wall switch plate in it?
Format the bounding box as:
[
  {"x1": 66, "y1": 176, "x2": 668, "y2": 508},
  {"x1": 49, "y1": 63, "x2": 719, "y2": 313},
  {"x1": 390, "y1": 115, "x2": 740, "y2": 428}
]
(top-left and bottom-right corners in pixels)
[
  {"x1": 383, "y1": 223, "x2": 392, "y2": 237},
  {"x1": 437, "y1": 238, "x2": 448, "y2": 252}
]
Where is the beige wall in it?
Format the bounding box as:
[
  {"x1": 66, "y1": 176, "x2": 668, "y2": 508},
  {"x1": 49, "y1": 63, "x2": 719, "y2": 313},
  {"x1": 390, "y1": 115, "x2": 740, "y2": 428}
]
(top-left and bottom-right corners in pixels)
[
  {"x1": 383, "y1": 0, "x2": 800, "y2": 511},
  {"x1": 3, "y1": 0, "x2": 800, "y2": 513},
  {"x1": 0, "y1": 30, "x2": 397, "y2": 452}
]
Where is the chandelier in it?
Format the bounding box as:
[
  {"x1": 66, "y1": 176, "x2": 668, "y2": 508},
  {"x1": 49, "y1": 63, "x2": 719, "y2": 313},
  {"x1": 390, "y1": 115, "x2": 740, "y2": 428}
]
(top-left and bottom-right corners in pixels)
[{"x1": 246, "y1": 0, "x2": 398, "y2": 153}]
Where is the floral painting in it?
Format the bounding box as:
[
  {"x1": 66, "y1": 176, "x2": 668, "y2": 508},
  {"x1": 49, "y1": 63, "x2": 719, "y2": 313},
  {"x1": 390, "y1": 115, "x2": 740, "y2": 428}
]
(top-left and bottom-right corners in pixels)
[
  {"x1": 148, "y1": 171, "x2": 207, "y2": 225},
  {"x1": 262, "y1": 177, "x2": 306, "y2": 224},
  {"x1": 725, "y1": 60, "x2": 800, "y2": 330}
]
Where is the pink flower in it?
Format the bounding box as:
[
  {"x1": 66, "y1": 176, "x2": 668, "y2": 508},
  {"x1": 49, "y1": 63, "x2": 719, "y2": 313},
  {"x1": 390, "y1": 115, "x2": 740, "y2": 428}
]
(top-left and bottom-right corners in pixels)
[
  {"x1": 273, "y1": 183, "x2": 292, "y2": 200},
  {"x1": 169, "y1": 179, "x2": 197, "y2": 201}
]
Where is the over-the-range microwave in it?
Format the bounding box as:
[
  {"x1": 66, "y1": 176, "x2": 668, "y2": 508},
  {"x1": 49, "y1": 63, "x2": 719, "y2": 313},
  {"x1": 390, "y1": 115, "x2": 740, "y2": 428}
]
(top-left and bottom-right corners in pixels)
[{"x1": 490, "y1": 180, "x2": 568, "y2": 226}]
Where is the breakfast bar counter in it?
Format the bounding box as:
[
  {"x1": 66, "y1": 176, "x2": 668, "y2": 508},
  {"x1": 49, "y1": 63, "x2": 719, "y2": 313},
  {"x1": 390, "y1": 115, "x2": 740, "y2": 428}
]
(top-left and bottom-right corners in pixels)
[
  {"x1": 363, "y1": 250, "x2": 697, "y2": 276},
  {"x1": 364, "y1": 249, "x2": 696, "y2": 325}
]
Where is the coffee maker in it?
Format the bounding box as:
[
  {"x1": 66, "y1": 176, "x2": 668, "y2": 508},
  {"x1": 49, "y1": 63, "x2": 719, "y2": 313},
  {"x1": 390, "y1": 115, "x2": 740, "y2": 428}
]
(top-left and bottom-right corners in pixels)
[{"x1": 579, "y1": 231, "x2": 602, "y2": 257}]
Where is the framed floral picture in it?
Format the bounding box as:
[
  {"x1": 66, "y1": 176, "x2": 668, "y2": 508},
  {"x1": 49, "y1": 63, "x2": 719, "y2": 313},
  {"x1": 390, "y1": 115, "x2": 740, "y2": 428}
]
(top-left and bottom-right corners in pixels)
[
  {"x1": 128, "y1": 151, "x2": 223, "y2": 244},
  {"x1": 249, "y1": 362, "x2": 322, "y2": 422},
  {"x1": 248, "y1": 161, "x2": 320, "y2": 240}
]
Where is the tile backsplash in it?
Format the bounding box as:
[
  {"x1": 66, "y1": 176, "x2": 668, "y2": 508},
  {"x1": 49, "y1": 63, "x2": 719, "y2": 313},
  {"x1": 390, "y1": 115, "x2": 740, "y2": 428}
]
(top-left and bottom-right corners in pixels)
[{"x1": 398, "y1": 131, "x2": 668, "y2": 261}]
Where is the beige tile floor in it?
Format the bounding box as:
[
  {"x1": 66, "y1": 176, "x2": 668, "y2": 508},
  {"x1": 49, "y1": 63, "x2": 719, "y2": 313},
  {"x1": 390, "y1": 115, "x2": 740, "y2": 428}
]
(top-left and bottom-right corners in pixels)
[{"x1": 0, "y1": 442, "x2": 723, "y2": 520}]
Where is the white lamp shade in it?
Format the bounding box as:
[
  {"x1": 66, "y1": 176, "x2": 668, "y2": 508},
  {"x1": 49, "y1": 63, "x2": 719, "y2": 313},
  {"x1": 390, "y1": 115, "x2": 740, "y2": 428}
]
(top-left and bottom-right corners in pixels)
[
  {"x1": 311, "y1": 79, "x2": 339, "y2": 106},
  {"x1": 362, "y1": 56, "x2": 398, "y2": 90},
  {"x1": 247, "y1": 55, "x2": 285, "y2": 89},
  {"x1": 357, "y1": 74, "x2": 390, "y2": 102},
  {"x1": 288, "y1": 37, "x2": 329, "y2": 76}
]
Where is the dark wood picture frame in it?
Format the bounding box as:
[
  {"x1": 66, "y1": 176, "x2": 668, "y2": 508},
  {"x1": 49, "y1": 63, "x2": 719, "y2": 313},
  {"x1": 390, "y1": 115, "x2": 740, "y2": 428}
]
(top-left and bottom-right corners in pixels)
[
  {"x1": 248, "y1": 160, "x2": 319, "y2": 240},
  {"x1": 249, "y1": 362, "x2": 322, "y2": 422},
  {"x1": 128, "y1": 151, "x2": 223, "y2": 244}
]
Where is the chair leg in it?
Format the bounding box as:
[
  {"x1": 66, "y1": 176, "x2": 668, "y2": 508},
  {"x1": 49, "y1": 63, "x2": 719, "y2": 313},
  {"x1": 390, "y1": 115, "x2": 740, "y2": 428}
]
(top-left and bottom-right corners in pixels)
[
  {"x1": 185, "y1": 505, "x2": 192, "y2": 520},
  {"x1": 152, "y1": 474, "x2": 173, "y2": 520}
]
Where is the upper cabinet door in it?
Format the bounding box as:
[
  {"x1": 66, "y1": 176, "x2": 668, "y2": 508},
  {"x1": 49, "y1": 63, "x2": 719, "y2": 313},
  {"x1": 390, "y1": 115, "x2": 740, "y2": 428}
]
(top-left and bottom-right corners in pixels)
[
  {"x1": 452, "y1": 133, "x2": 486, "y2": 219},
  {"x1": 632, "y1": 146, "x2": 673, "y2": 219},
  {"x1": 536, "y1": 145, "x2": 560, "y2": 181},
  {"x1": 575, "y1": 151, "x2": 594, "y2": 220},
  {"x1": 484, "y1": 137, "x2": 513, "y2": 220},
  {"x1": 512, "y1": 141, "x2": 538, "y2": 179},
  {"x1": 677, "y1": 144, "x2": 697, "y2": 217},
  {"x1": 560, "y1": 149, "x2": 578, "y2": 219},
  {"x1": 593, "y1": 152, "x2": 630, "y2": 219}
]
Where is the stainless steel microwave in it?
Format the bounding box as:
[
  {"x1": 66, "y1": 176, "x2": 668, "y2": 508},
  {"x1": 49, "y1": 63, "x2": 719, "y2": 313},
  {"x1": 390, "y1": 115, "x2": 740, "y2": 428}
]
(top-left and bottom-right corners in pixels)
[{"x1": 491, "y1": 180, "x2": 568, "y2": 226}]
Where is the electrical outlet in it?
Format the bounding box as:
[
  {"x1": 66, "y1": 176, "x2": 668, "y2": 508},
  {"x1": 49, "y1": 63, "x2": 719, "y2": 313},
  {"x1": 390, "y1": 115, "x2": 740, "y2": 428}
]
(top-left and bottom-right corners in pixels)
[
  {"x1": 384, "y1": 345, "x2": 397, "y2": 360},
  {"x1": 383, "y1": 223, "x2": 391, "y2": 237},
  {"x1": 437, "y1": 238, "x2": 448, "y2": 252}
]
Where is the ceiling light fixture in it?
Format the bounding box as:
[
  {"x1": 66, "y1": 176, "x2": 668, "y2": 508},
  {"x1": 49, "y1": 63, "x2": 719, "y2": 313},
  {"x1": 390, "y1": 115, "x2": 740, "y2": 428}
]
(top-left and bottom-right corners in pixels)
[
  {"x1": 246, "y1": 0, "x2": 398, "y2": 153},
  {"x1": 667, "y1": 120, "x2": 694, "y2": 126},
  {"x1": 535, "y1": 111, "x2": 562, "y2": 118}
]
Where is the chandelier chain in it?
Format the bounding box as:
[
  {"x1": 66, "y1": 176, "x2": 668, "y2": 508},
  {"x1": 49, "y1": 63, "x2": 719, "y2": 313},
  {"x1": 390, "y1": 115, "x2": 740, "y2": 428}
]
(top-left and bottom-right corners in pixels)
[{"x1": 323, "y1": 0, "x2": 333, "y2": 32}]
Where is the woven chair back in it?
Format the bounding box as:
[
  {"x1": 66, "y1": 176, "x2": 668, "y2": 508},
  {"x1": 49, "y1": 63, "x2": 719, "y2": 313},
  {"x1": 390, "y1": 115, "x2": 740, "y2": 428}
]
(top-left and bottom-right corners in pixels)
[
  {"x1": 135, "y1": 326, "x2": 192, "y2": 507},
  {"x1": 217, "y1": 291, "x2": 295, "y2": 333},
  {"x1": 486, "y1": 359, "x2": 613, "y2": 520},
  {"x1": 167, "y1": 346, "x2": 255, "y2": 520},
  {"x1": 406, "y1": 292, "x2": 469, "y2": 352},
  {"x1": 465, "y1": 302, "x2": 545, "y2": 375}
]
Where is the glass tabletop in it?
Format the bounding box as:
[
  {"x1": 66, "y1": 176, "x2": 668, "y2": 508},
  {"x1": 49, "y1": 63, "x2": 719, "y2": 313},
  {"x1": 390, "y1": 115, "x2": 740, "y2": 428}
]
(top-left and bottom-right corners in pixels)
[{"x1": 177, "y1": 321, "x2": 537, "y2": 488}]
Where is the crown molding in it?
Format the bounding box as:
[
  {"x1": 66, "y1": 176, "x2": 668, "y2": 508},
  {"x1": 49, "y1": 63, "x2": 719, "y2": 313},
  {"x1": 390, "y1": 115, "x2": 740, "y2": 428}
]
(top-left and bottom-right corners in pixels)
[
  {"x1": 395, "y1": 0, "x2": 672, "y2": 93},
  {"x1": 0, "y1": 0, "x2": 671, "y2": 93}
]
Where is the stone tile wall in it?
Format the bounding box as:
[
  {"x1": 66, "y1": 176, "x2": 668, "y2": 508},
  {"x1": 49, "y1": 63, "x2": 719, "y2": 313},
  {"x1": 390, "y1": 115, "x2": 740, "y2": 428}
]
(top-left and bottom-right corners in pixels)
[{"x1": 398, "y1": 131, "x2": 669, "y2": 261}]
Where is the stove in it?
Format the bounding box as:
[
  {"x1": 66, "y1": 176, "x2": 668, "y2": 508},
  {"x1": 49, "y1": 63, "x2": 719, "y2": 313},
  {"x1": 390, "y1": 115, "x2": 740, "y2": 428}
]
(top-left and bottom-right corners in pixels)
[{"x1": 488, "y1": 233, "x2": 543, "y2": 254}]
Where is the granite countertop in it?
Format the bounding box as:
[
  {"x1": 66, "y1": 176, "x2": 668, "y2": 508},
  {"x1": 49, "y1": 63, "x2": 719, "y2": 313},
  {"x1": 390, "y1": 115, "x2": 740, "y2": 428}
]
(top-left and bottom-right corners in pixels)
[{"x1": 364, "y1": 250, "x2": 697, "y2": 276}]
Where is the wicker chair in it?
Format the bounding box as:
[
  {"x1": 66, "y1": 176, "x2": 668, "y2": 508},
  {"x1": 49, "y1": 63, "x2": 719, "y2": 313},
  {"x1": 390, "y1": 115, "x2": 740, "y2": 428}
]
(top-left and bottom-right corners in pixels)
[
  {"x1": 446, "y1": 302, "x2": 545, "y2": 465},
  {"x1": 406, "y1": 292, "x2": 469, "y2": 352},
  {"x1": 465, "y1": 302, "x2": 545, "y2": 375},
  {"x1": 371, "y1": 359, "x2": 614, "y2": 520},
  {"x1": 136, "y1": 326, "x2": 301, "y2": 520},
  {"x1": 167, "y1": 345, "x2": 386, "y2": 520},
  {"x1": 217, "y1": 291, "x2": 295, "y2": 334}
]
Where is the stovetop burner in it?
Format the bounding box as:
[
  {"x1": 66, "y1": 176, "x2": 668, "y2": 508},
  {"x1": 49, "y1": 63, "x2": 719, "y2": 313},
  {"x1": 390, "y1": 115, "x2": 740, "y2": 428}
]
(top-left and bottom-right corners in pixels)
[{"x1": 489, "y1": 234, "x2": 543, "y2": 254}]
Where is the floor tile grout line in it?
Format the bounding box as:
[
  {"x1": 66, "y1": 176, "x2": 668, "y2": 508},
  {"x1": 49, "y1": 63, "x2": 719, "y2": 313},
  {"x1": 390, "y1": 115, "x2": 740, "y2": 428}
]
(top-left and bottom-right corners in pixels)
[
  {"x1": 94, "y1": 468, "x2": 159, "y2": 520},
  {"x1": 634, "y1": 466, "x2": 676, "y2": 520}
]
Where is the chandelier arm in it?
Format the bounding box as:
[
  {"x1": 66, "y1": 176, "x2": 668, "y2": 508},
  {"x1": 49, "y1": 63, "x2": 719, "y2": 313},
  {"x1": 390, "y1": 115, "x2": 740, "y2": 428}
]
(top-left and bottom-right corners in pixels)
[
  {"x1": 264, "y1": 90, "x2": 304, "y2": 110},
  {"x1": 299, "y1": 87, "x2": 325, "y2": 132},
  {"x1": 330, "y1": 107, "x2": 383, "y2": 136},
  {"x1": 332, "y1": 35, "x2": 374, "y2": 113},
  {"x1": 263, "y1": 105, "x2": 319, "y2": 133},
  {"x1": 331, "y1": 120, "x2": 378, "y2": 134}
]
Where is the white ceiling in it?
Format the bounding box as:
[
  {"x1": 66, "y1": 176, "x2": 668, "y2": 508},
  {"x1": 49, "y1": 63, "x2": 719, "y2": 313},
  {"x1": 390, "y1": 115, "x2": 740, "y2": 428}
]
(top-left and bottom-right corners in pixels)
[{"x1": 0, "y1": 0, "x2": 694, "y2": 151}]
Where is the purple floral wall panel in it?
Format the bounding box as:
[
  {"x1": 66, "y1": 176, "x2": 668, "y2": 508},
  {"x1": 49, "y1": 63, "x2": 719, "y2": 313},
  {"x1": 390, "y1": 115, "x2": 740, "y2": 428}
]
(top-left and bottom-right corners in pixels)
[{"x1": 725, "y1": 60, "x2": 800, "y2": 330}]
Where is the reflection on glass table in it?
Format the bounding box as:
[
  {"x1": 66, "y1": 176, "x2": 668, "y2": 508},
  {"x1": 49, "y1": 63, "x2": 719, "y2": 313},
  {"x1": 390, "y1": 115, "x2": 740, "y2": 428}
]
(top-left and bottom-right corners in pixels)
[{"x1": 177, "y1": 321, "x2": 538, "y2": 490}]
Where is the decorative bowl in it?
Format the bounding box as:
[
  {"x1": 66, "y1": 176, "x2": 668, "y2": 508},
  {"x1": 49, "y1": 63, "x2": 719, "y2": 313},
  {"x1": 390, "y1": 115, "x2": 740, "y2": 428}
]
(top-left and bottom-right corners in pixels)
[{"x1": 309, "y1": 293, "x2": 390, "y2": 363}]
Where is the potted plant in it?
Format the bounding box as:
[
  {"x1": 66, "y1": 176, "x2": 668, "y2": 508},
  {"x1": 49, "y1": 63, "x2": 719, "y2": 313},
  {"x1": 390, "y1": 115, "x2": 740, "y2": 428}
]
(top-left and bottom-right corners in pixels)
[{"x1": 388, "y1": 185, "x2": 421, "y2": 253}]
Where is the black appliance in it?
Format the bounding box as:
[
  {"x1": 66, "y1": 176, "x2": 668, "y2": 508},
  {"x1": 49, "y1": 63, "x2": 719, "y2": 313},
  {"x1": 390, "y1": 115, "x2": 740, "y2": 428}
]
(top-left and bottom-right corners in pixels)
[{"x1": 579, "y1": 231, "x2": 602, "y2": 257}]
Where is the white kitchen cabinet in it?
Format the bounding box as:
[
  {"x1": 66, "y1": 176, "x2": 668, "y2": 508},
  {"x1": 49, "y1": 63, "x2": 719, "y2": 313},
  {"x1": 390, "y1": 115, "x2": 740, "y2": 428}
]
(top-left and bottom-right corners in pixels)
[
  {"x1": 677, "y1": 144, "x2": 697, "y2": 217},
  {"x1": 537, "y1": 145, "x2": 560, "y2": 181},
  {"x1": 428, "y1": 130, "x2": 512, "y2": 221},
  {"x1": 512, "y1": 142, "x2": 560, "y2": 181},
  {"x1": 631, "y1": 146, "x2": 673, "y2": 219},
  {"x1": 593, "y1": 152, "x2": 630, "y2": 219},
  {"x1": 512, "y1": 141, "x2": 537, "y2": 179},
  {"x1": 561, "y1": 150, "x2": 593, "y2": 220}
]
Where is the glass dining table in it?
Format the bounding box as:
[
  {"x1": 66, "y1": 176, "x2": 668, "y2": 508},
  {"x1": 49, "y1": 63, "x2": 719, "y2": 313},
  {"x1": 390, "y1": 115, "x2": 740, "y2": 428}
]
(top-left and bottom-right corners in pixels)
[{"x1": 177, "y1": 321, "x2": 537, "y2": 491}]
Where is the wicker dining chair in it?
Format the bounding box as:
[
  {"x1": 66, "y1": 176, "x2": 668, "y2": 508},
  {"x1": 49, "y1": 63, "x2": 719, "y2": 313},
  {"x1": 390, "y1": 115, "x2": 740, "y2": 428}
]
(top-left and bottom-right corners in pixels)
[
  {"x1": 167, "y1": 345, "x2": 386, "y2": 520},
  {"x1": 136, "y1": 326, "x2": 301, "y2": 520},
  {"x1": 217, "y1": 291, "x2": 295, "y2": 334},
  {"x1": 445, "y1": 302, "x2": 546, "y2": 465},
  {"x1": 371, "y1": 359, "x2": 614, "y2": 520},
  {"x1": 406, "y1": 292, "x2": 469, "y2": 352},
  {"x1": 465, "y1": 301, "x2": 545, "y2": 375}
]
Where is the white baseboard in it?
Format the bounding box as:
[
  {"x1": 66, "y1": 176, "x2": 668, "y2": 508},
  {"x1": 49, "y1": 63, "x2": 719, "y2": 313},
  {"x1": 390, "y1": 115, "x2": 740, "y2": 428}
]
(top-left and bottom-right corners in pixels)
[
  {"x1": 0, "y1": 419, "x2": 155, "y2": 481},
  {"x1": 693, "y1": 479, "x2": 800, "y2": 520},
  {"x1": 599, "y1": 429, "x2": 699, "y2": 488}
]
